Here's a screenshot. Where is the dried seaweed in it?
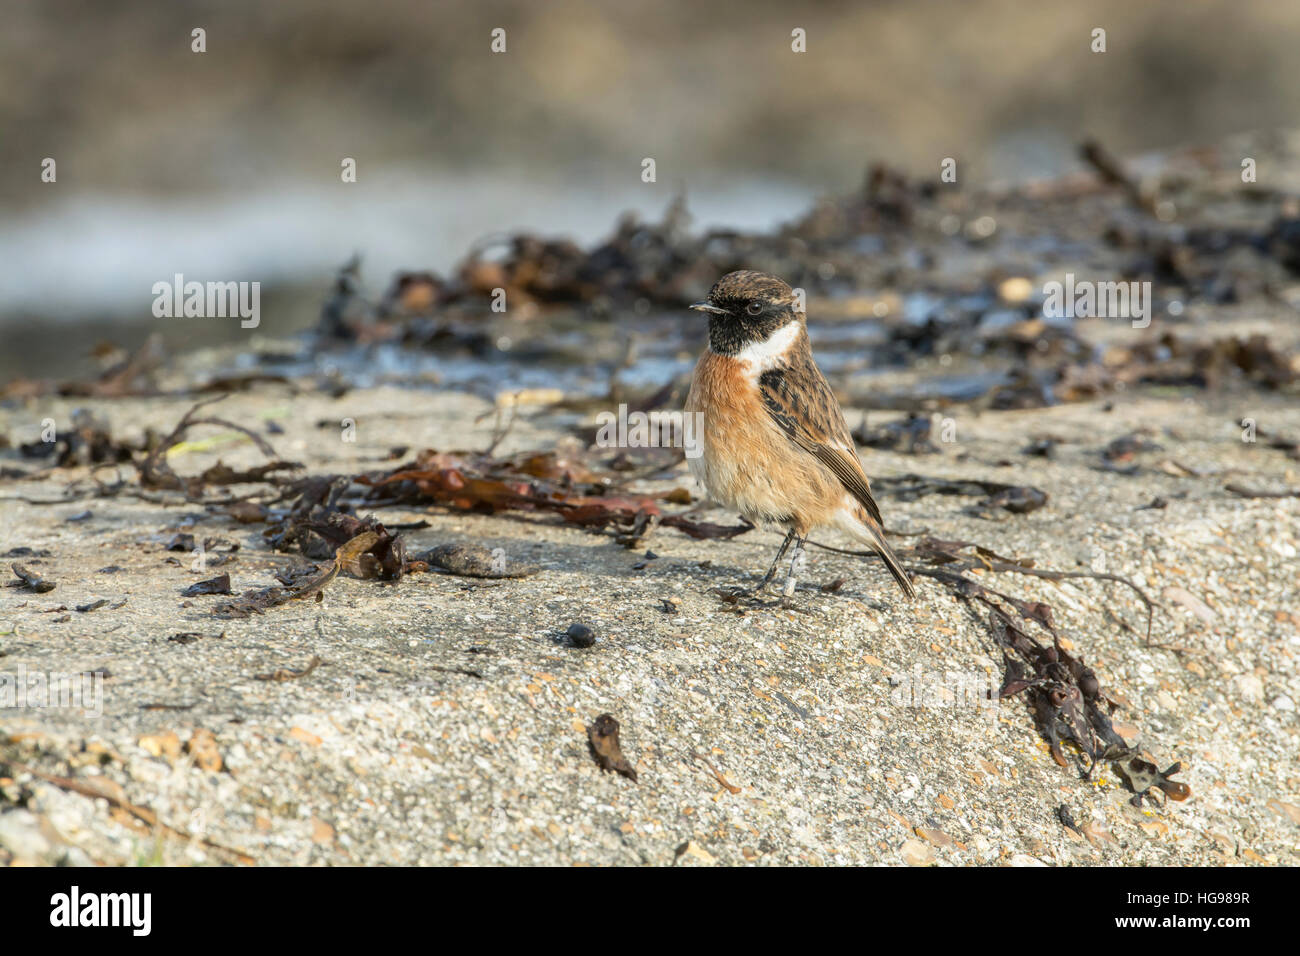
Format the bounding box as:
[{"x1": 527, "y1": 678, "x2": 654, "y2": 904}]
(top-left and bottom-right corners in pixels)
[
  {"x1": 0, "y1": 335, "x2": 165, "y2": 400},
  {"x1": 1115, "y1": 754, "x2": 1192, "y2": 807},
  {"x1": 359, "y1": 447, "x2": 751, "y2": 543},
  {"x1": 213, "y1": 527, "x2": 394, "y2": 618},
  {"x1": 416, "y1": 543, "x2": 540, "y2": 578},
  {"x1": 587, "y1": 713, "x2": 638, "y2": 782},
  {"x1": 910, "y1": 564, "x2": 1128, "y2": 773},
  {"x1": 262, "y1": 475, "x2": 354, "y2": 557},
  {"x1": 254, "y1": 656, "x2": 323, "y2": 682},
  {"x1": 1225, "y1": 482, "x2": 1300, "y2": 499},
  {"x1": 180, "y1": 573, "x2": 232, "y2": 597},
  {"x1": 807, "y1": 528, "x2": 1172, "y2": 792},
  {"x1": 906, "y1": 537, "x2": 1155, "y2": 643},
  {"x1": 140, "y1": 396, "x2": 286, "y2": 498},
  {"x1": 898, "y1": 541, "x2": 1185, "y2": 799},
  {"x1": 7, "y1": 563, "x2": 56, "y2": 593},
  {"x1": 874, "y1": 474, "x2": 1048, "y2": 515},
  {"x1": 687, "y1": 751, "x2": 742, "y2": 794},
  {"x1": 1079, "y1": 139, "x2": 1154, "y2": 213},
  {"x1": 1092, "y1": 333, "x2": 1300, "y2": 393},
  {"x1": 852, "y1": 414, "x2": 938, "y2": 455},
  {"x1": 192, "y1": 461, "x2": 301, "y2": 486},
  {"x1": 18, "y1": 409, "x2": 137, "y2": 467}
]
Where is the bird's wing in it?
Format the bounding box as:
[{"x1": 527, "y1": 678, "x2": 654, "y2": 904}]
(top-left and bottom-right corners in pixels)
[{"x1": 758, "y1": 352, "x2": 884, "y2": 527}]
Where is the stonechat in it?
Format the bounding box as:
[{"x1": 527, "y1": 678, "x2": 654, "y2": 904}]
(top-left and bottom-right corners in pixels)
[{"x1": 685, "y1": 270, "x2": 916, "y2": 600}]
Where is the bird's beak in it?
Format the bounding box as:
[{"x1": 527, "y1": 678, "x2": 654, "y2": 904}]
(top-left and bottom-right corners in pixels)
[{"x1": 690, "y1": 301, "x2": 728, "y2": 315}]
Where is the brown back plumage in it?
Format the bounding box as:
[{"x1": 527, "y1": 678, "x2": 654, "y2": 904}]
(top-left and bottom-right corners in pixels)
[
  {"x1": 757, "y1": 344, "x2": 885, "y2": 527},
  {"x1": 758, "y1": 344, "x2": 915, "y2": 599}
]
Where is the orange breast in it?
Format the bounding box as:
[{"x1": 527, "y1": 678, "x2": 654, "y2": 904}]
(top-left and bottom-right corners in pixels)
[{"x1": 685, "y1": 351, "x2": 843, "y2": 531}]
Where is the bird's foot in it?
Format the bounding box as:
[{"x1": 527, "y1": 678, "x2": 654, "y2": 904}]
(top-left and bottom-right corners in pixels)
[
  {"x1": 710, "y1": 583, "x2": 817, "y2": 614},
  {"x1": 779, "y1": 598, "x2": 813, "y2": 614},
  {"x1": 711, "y1": 583, "x2": 781, "y2": 608}
]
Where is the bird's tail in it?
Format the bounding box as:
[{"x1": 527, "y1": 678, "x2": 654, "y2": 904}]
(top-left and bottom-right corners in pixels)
[{"x1": 840, "y1": 508, "x2": 916, "y2": 600}]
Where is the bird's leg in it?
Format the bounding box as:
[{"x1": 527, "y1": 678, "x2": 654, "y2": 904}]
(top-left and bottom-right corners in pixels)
[
  {"x1": 756, "y1": 529, "x2": 796, "y2": 591},
  {"x1": 782, "y1": 536, "x2": 808, "y2": 599}
]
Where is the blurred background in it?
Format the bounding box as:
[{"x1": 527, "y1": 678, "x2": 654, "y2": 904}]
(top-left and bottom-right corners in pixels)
[{"x1": 3, "y1": 0, "x2": 1299, "y2": 376}]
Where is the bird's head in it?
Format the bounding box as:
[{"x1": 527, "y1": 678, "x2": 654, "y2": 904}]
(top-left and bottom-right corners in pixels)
[{"x1": 690, "y1": 270, "x2": 801, "y2": 355}]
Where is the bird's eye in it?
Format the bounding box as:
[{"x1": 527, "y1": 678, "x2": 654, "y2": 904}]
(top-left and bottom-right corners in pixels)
[{"x1": 745, "y1": 301, "x2": 763, "y2": 316}]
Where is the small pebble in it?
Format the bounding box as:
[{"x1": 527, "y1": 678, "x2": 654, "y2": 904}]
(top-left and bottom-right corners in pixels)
[
  {"x1": 1272, "y1": 695, "x2": 1295, "y2": 712},
  {"x1": 166, "y1": 533, "x2": 196, "y2": 552},
  {"x1": 566, "y1": 623, "x2": 597, "y2": 648},
  {"x1": 900, "y1": 839, "x2": 934, "y2": 866}
]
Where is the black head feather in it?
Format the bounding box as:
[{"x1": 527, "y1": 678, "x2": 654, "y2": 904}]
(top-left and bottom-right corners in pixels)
[{"x1": 696, "y1": 270, "x2": 801, "y2": 355}]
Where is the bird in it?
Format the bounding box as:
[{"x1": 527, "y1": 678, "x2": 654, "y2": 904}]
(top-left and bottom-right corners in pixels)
[{"x1": 684, "y1": 270, "x2": 916, "y2": 600}]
